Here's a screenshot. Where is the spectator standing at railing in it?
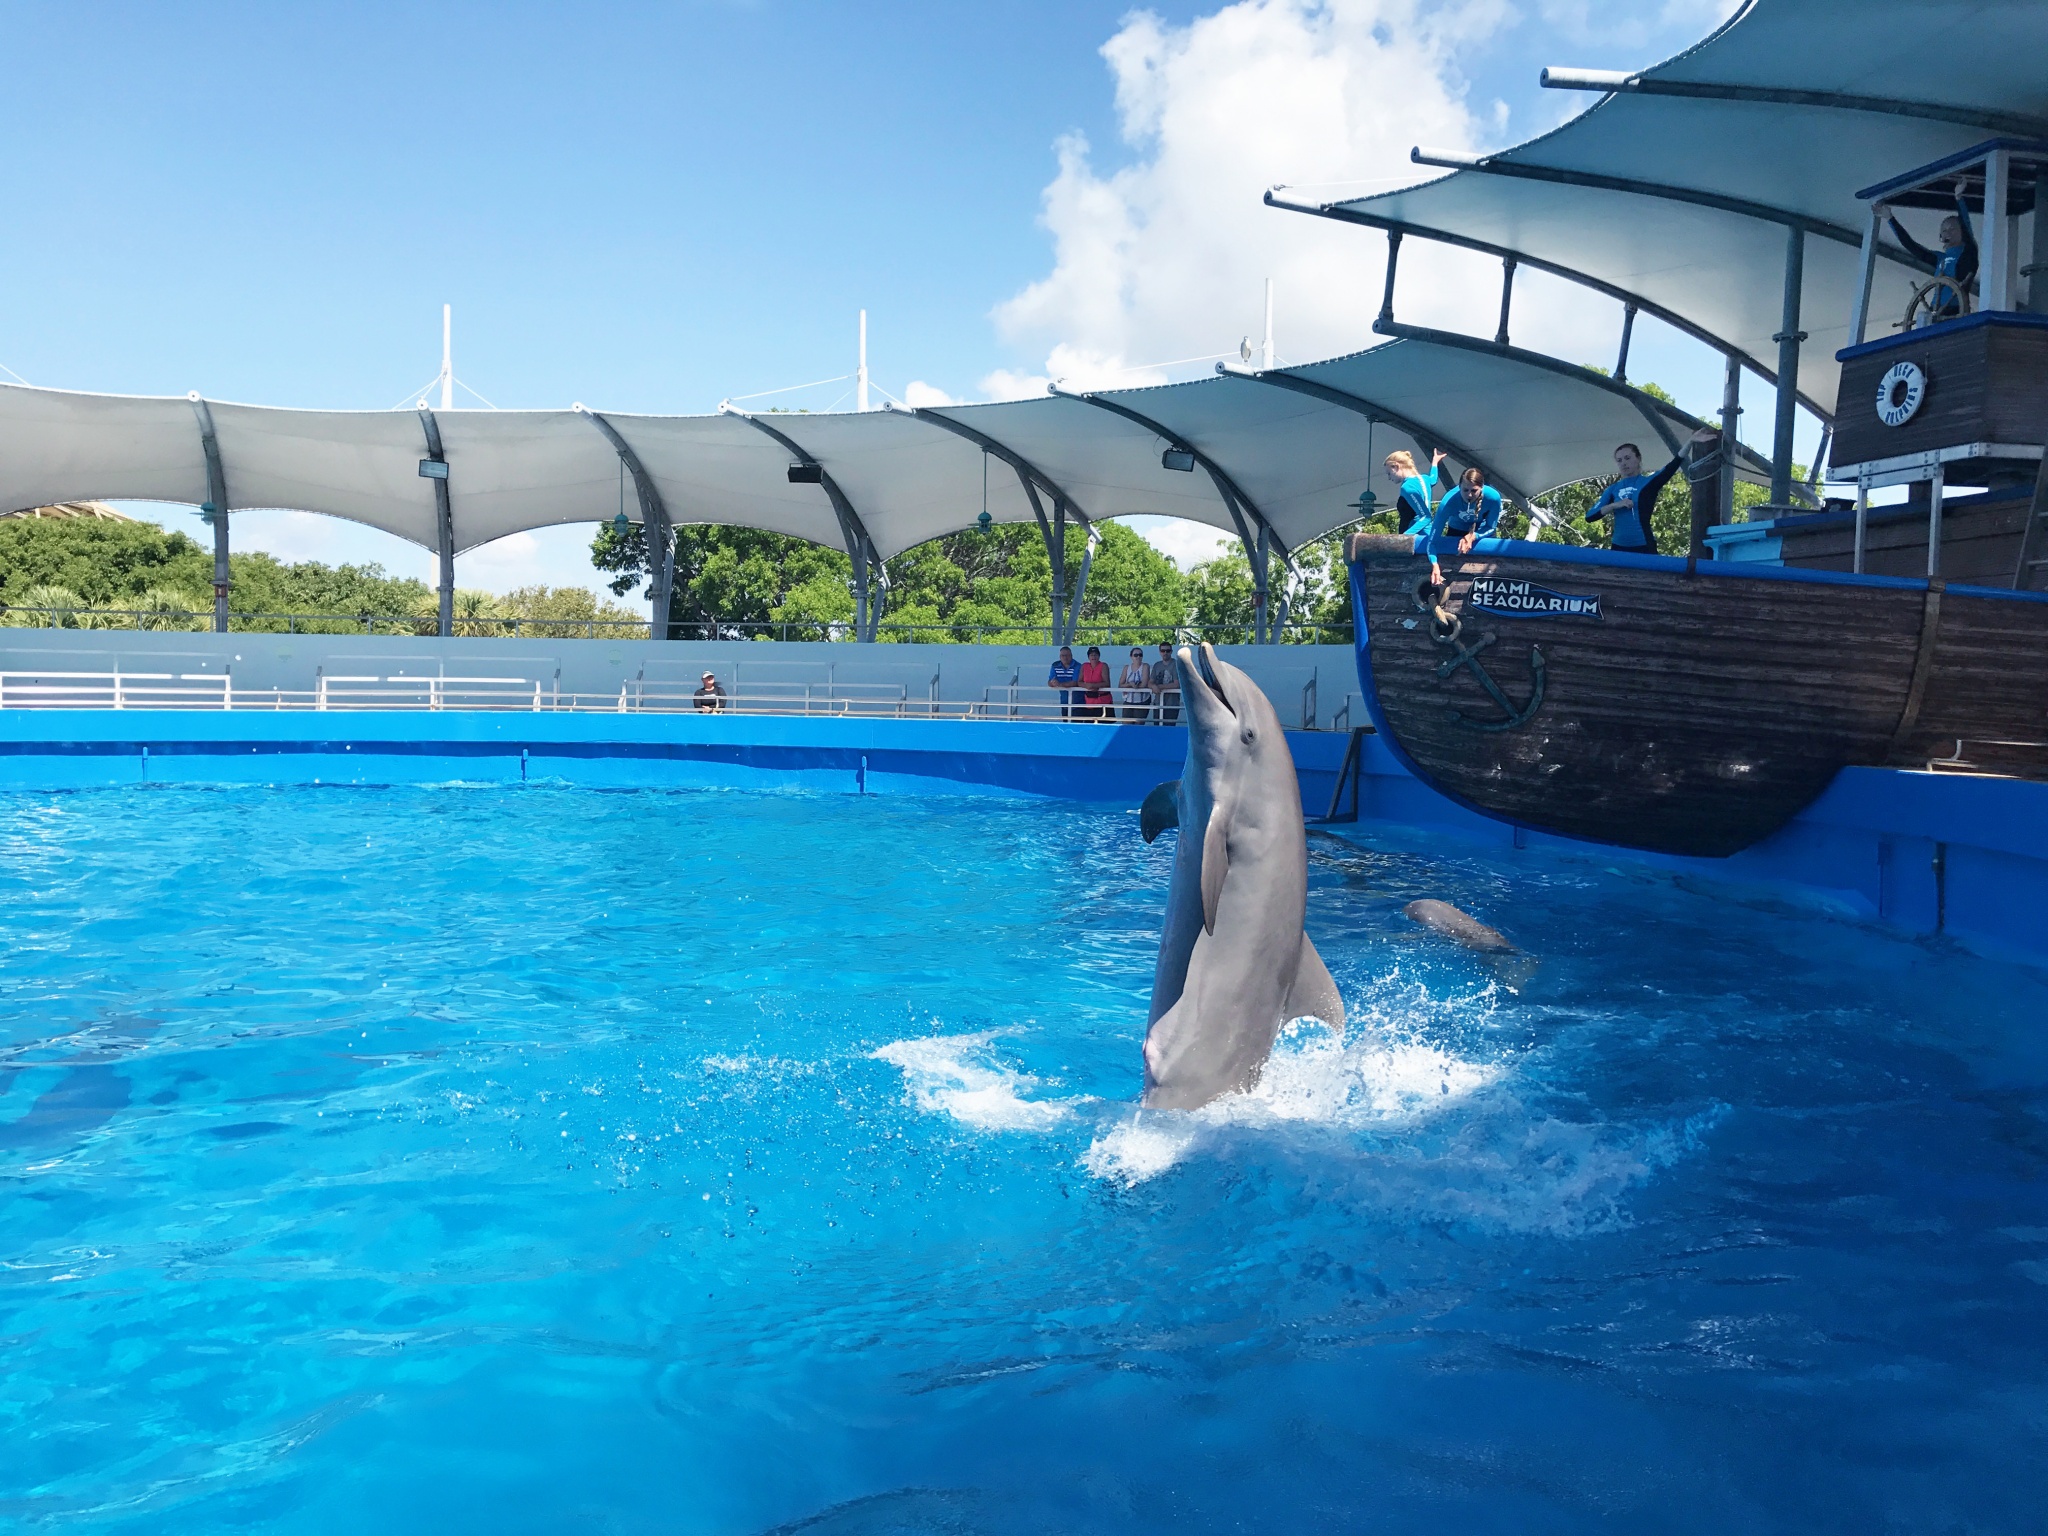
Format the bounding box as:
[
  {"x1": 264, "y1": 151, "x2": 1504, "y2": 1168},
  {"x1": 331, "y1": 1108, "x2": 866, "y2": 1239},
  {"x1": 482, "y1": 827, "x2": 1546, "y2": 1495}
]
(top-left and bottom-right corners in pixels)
[
  {"x1": 1048, "y1": 645, "x2": 1081, "y2": 721},
  {"x1": 1152, "y1": 642, "x2": 1180, "y2": 726},
  {"x1": 1078, "y1": 647, "x2": 1114, "y2": 722},
  {"x1": 694, "y1": 671, "x2": 728, "y2": 712},
  {"x1": 1118, "y1": 647, "x2": 1153, "y2": 722}
]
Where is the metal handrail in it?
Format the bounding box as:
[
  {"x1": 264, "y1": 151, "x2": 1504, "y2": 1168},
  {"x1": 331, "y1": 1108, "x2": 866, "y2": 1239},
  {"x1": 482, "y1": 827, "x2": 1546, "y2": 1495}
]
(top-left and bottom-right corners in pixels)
[{"x1": 0, "y1": 670, "x2": 1351, "y2": 727}]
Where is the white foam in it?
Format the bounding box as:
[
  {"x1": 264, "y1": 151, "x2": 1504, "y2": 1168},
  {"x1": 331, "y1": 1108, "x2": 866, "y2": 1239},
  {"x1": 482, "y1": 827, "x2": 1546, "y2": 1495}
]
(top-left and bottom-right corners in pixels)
[
  {"x1": 1077, "y1": 973, "x2": 1718, "y2": 1233},
  {"x1": 1080, "y1": 1017, "x2": 1498, "y2": 1187},
  {"x1": 871, "y1": 1031, "x2": 1076, "y2": 1132}
]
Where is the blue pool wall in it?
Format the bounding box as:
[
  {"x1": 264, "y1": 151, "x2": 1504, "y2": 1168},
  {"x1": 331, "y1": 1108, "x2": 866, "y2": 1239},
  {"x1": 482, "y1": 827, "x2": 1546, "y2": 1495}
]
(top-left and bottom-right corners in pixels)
[{"x1": 1, "y1": 706, "x2": 2042, "y2": 969}]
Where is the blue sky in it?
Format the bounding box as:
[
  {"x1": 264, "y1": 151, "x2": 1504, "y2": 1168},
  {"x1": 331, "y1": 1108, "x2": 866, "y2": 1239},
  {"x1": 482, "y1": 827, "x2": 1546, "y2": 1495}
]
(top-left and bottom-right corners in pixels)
[{"x1": 4, "y1": 0, "x2": 1761, "y2": 594}]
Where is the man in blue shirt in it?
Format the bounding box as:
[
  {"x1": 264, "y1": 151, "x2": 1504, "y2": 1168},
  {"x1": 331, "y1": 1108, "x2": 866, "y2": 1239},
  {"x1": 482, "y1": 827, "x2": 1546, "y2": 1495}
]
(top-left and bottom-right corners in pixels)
[
  {"x1": 1047, "y1": 645, "x2": 1080, "y2": 721},
  {"x1": 1586, "y1": 442, "x2": 1683, "y2": 555},
  {"x1": 1428, "y1": 468, "x2": 1503, "y2": 581}
]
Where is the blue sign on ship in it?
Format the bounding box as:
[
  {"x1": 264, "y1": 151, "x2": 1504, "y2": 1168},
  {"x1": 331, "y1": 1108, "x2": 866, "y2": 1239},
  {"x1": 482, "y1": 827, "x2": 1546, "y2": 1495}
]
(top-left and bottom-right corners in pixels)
[{"x1": 1467, "y1": 575, "x2": 1602, "y2": 619}]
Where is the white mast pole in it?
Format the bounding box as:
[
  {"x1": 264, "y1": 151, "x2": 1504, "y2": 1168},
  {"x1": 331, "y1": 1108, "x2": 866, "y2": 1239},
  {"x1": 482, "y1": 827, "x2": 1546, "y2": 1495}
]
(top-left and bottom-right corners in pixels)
[
  {"x1": 440, "y1": 304, "x2": 453, "y2": 410},
  {"x1": 857, "y1": 309, "x2": 869, "y2": 412},
  {"x1": 1261, "y1": 279, "x2": 1274, "y2": 372}
]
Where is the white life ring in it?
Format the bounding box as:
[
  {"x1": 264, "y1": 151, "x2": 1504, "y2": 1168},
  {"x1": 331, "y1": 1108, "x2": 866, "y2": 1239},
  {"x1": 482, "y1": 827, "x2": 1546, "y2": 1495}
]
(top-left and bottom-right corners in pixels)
[{"x1": 1875, "y1": 360, "x2": 1927, "y2": 427}]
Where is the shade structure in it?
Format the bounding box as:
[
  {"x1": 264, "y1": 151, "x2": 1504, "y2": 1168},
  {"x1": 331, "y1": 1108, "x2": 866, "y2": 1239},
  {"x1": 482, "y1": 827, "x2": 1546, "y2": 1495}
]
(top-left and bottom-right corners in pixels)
[
  {"x1": 0, "y1": 336, "x2": 1721, "y2": 582},
  {"x1": 1291, "y1": 0, "x2": 2048, "y2": 417}
]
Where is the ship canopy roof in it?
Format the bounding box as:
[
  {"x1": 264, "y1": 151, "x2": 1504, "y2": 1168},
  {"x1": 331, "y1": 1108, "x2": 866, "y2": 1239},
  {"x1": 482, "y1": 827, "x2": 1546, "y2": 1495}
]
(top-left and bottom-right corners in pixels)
[
  {"x1": 1294, "y1": 0, "x2": 2048, "y2": 418},
  {"x1": 0, "y1": 338, "x2": 1726, "y2": 563}
]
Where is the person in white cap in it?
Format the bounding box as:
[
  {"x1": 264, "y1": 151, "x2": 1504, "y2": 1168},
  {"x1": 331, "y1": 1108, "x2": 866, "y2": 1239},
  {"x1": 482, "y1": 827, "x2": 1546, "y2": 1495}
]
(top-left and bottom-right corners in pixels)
[{"x1": 693, "y1": 671, "x2": 728, "y2": 712}]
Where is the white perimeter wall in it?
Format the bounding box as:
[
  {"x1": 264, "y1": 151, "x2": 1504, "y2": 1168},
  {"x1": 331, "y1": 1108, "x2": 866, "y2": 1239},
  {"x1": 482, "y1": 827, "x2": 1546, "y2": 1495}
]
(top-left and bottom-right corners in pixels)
[{"x1": 0, "y1": 631, "x2": 1365, "y2": 729}]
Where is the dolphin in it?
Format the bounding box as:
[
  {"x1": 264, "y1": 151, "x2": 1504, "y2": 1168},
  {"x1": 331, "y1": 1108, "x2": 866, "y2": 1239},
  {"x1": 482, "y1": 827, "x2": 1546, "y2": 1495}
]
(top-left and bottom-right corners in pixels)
[
  {"x1": 1403, "y1": 899, "x2": 1515, "y2": 953},
  {"x1": 1136, "y1": 643, "x2": 1345, "y2": 1110}
]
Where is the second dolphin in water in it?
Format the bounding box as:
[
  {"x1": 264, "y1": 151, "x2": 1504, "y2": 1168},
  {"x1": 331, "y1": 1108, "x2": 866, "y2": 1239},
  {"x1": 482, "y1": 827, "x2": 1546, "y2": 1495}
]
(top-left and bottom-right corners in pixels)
[
  {"x1": 1137, "y1": 643, "x2": 1345, "y2": 1110},
  {"x1": 1404, "y1": 899, "x2": 1516, "y2": 953}
]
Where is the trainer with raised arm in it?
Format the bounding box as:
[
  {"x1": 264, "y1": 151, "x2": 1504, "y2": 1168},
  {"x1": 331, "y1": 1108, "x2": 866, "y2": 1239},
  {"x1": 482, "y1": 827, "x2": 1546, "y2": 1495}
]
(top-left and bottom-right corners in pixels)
[
  {"x1": 1877, "y1": 179, "x2": 1976, "y2": 322},
  {"x1": 1586, "y1": 442, "x2": 1682, "y2": 555},
  {"x1": 1382, "y1": 447, "x2": 1448, "y2": 538},
  {"x1": 1428, "y1": 467, "x2": 1502, "y2": 581}
]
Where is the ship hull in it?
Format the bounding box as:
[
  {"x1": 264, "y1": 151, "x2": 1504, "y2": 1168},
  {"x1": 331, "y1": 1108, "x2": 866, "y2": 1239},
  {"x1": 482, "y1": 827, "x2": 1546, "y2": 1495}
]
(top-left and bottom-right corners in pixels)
[{"x1": 1347, "y1": 536, "x2": 2048, "y2": 857}]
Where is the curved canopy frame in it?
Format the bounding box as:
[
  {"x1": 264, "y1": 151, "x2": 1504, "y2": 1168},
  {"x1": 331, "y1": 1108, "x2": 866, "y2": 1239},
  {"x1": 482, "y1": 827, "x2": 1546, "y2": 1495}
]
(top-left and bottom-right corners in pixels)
[
  {"x1": 1276, "y1": 0, "x2": 2048, "y2": 466},
  {"x1": 0, "y1": 333, "x2": 1739, "y2": 641}
]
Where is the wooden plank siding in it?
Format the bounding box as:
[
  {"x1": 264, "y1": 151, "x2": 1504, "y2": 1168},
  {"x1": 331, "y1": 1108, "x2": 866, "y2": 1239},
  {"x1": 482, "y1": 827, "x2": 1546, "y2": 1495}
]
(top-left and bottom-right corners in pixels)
[{"x1": 1351, "y1": 538, "x2": 2048, "y2": 857}]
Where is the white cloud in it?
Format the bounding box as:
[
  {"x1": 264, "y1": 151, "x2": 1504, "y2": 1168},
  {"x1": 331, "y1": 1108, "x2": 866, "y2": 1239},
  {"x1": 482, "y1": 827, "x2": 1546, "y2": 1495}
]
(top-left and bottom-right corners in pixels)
[
  {"x1": 985, "y1": 0, "x2": 1551, "y2": 400},
  {"x1": 901, "y1": 379, "x2": 959, "y2": 407}
]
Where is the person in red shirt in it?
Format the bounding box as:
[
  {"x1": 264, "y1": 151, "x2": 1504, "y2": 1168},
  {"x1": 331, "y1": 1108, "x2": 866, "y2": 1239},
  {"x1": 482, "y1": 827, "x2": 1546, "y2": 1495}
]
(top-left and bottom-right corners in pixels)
[{"x1": 1077, "y1": 646, "x2": 1114, "y2": 722}]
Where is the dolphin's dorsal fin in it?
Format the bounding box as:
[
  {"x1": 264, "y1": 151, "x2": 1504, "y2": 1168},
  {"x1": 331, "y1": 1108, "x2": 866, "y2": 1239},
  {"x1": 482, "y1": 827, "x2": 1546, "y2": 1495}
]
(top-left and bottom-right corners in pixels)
[
  {"x1": 1140, "y1": 780, "x2": 1181, "y2": 843},
  {"x1": 1200, "y1": 806, "x2": 1229, "y2": 935},
  {"x1": 1285, "y1": 934, "x2": 1345, "y2": 1034}
]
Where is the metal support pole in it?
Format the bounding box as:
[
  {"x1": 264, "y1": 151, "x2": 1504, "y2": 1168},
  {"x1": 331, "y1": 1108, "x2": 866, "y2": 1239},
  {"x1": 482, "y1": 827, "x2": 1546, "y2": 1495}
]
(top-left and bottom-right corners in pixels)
[
  {"x1": 1614, "y1": 304, "x2": 1637, "y2": 384},
  {"x1": 1245, "y1": 524, "x2": 1261, "y2": 643},
  {"x1": 1981, "y1": 147, "x2": 2009, "y2": 312},
  {"x1": 1771, "y1": 226, "x2": 1806, "y2": 508},
  {"x1": 579, "y1": 407, "x2": 674, "y2": 639},
  {"x1": 1718, "y1": 356, "x2": 1742, "y2": 527},
  {"x1": 1848, "y1": 203, "x2": 1882, "y2": 347},
  {"x1": 1494, "y1": 257, "x2": 1517, "y2": 347},
  {"x1": 1928, "y1": 462, "x2": 1945, "y2": 579},
  {"x1": 1377, "y1": 231, "x2": 1402, "y2": 328},
  {"x1": 418, "y1": 408, "x2": 453, "y2": 637},
  {"x1": 1852, "y1": 474, "x2": 1870, "y2": 574},
  {"x1": 1070, "y1": 518, "x2": 1100, "y2": 642},
  {"x1": 2028, "y1": 193, "x2": 2048, "y2": 314},
  {"x1": 1052, "y1": 498, "x2": 1070, "y2": 643},
  {"x1": 187, "y1": 394, "x2": 231, "y2": 634}
]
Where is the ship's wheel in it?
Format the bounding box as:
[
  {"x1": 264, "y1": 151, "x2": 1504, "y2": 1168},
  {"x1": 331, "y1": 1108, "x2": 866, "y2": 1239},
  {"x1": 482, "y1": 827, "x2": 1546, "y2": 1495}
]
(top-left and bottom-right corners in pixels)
[{"x1": 1901, "y1": 276, "x2": 1970, "y2": 330}]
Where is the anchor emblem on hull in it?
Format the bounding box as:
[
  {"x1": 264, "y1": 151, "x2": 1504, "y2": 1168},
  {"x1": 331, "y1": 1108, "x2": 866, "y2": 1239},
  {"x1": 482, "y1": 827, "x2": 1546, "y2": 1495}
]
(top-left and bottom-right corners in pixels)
[
  {"x1": 1435, "y1": 629, "x2": 1546, "y2": 732},
  {"x1": 1411, "y1": 573, "x2": 1546, "y2": 733}
]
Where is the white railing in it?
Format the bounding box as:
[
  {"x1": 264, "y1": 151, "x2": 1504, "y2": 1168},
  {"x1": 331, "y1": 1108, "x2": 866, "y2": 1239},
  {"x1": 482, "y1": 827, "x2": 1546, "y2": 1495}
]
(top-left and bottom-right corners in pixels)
[
  {"x1": 0, "y1": 671, "x2": 234, "y2": 710},
  {"x1": 0, "y1": 670, "x2": 1340, "y2": 727}
]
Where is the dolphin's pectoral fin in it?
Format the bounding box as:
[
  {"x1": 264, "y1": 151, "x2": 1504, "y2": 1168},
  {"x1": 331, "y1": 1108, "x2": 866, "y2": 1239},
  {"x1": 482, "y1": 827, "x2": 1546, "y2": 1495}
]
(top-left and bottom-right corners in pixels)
[
  {"x1": 1140, "y1": 780, "x2": 1181, "y2": 843},
  {"x1": 1285, "y1": 933, "x2": 1346, "y2": 1034},
  {"x1": 1199, "y1": 809, "x2": 1230, "y2": 936}
]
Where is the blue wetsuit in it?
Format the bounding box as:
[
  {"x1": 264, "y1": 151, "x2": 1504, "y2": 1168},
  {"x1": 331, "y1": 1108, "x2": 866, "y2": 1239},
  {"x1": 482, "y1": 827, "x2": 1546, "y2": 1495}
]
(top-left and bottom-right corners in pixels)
[
  {"x1": 1397, "y1": 468, "x2": 1440, "y2": 536},
  {"x1": 1431, "y1": 484, "x2": 1503, "y2": 549},
  {"x1": 1887, "y1": 196, "x2": 1976, "y2": 319},
  {"x1": 1587, "y1": 453, "x2": 1681, "y2": 554}
]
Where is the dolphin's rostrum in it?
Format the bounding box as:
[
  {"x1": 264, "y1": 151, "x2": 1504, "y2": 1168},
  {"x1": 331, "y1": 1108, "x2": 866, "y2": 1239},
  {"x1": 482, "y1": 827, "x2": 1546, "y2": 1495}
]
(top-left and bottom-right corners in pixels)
[{"x1": 1137, "y1": 643, "x2": 1345, "y2": 1110}]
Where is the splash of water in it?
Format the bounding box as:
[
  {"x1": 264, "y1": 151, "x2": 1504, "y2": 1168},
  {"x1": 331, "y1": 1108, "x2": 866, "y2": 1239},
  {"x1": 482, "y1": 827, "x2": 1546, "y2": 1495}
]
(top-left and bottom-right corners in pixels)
[{"x1": 870, "y1": 1031, "x2": 1078, "y2": 1132}]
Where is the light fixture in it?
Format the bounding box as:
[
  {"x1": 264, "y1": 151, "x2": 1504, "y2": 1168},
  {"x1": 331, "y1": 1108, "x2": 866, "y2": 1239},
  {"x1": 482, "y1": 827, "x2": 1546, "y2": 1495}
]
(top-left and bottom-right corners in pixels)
[
  {"x1": 418, "y1": 459, "x2": 449, "y2": 480},
  {"x1": 977, "y1": 511, "x2": 992, "y2": 532},
  {"x1": 787, "y1": 463, "x2": 823, "y2": 484},
  {"x1": 1350, "y1": 418, "x2": 1380, "y2": 520},
  {"x1": 199, "y1": 500, "x2": 217, "y2": 526},
  {"x1": 976, "y1": 451, "x2": 991, "y2": 533},
  {"x1": 1161, "y1": 447, "x2": 1196, "y2": 473},
  {"x1": 612, "y1": 508, "x2": 631, "y2": 535}
]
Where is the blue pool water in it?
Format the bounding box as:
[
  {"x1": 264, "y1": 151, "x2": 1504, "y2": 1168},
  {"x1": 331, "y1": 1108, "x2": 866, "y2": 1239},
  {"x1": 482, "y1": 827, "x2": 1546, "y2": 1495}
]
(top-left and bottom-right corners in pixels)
[{"x1": 2, "y1": 783, "x2": 2045, "y2": 1533}]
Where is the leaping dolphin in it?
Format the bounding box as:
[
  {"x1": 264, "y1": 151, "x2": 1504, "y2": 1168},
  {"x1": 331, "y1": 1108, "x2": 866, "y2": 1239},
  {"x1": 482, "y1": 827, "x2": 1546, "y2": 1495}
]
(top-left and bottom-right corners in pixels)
[{"x1": 1137, "y1": 643, "x2": 1345, "y2": 1110}]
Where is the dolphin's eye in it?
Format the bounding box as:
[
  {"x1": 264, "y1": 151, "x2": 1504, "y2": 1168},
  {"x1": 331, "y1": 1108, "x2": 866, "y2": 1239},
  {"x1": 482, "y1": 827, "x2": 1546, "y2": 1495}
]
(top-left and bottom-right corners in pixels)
[{"x1": 1240, "y1": 727, "x2": 1256, "y2": 746}]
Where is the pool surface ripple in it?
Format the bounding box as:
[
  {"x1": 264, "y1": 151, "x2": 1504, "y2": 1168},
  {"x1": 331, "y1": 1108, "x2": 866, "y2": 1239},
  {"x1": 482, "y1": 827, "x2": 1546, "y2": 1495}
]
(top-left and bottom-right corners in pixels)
[{"x1": 1, "y1": 785, "x2": 2044, "y2": 1533}]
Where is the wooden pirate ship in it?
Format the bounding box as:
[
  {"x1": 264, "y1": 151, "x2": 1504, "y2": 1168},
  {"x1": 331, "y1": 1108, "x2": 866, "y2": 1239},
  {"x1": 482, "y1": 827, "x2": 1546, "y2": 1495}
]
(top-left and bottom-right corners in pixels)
[{"x1": 1347, "y1": 142, "x2": 2048, "y2": 858}]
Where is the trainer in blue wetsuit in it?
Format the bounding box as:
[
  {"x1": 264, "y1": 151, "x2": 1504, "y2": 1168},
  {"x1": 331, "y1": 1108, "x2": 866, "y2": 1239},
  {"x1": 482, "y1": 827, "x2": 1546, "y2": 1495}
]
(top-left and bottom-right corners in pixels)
[
  {"x1": 1877, "y1": 184, "x2": 1976, "y2": 321},
  {"x1": 1379, "y1": 447, "x2": 1445, "y2": 538},
  {"x1": 1427, "y1": 469, "x2": 1502, "y2": 577},
  {"x1": 1587, "y1": 442, "x2": 1681, "y2": 555}
]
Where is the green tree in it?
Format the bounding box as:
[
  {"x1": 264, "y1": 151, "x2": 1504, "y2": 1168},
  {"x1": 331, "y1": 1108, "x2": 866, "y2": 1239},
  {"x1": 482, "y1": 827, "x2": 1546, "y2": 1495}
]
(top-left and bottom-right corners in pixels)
[
  {"x1": 0, "y1": 517, "x2": 213, "y2": 607},
  {"x1": 594, "y1": 522, "x2": 854, "y2": 638},
  {"x1": 593, "y1": 517, "x2": 1185, "y2": 643}
]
